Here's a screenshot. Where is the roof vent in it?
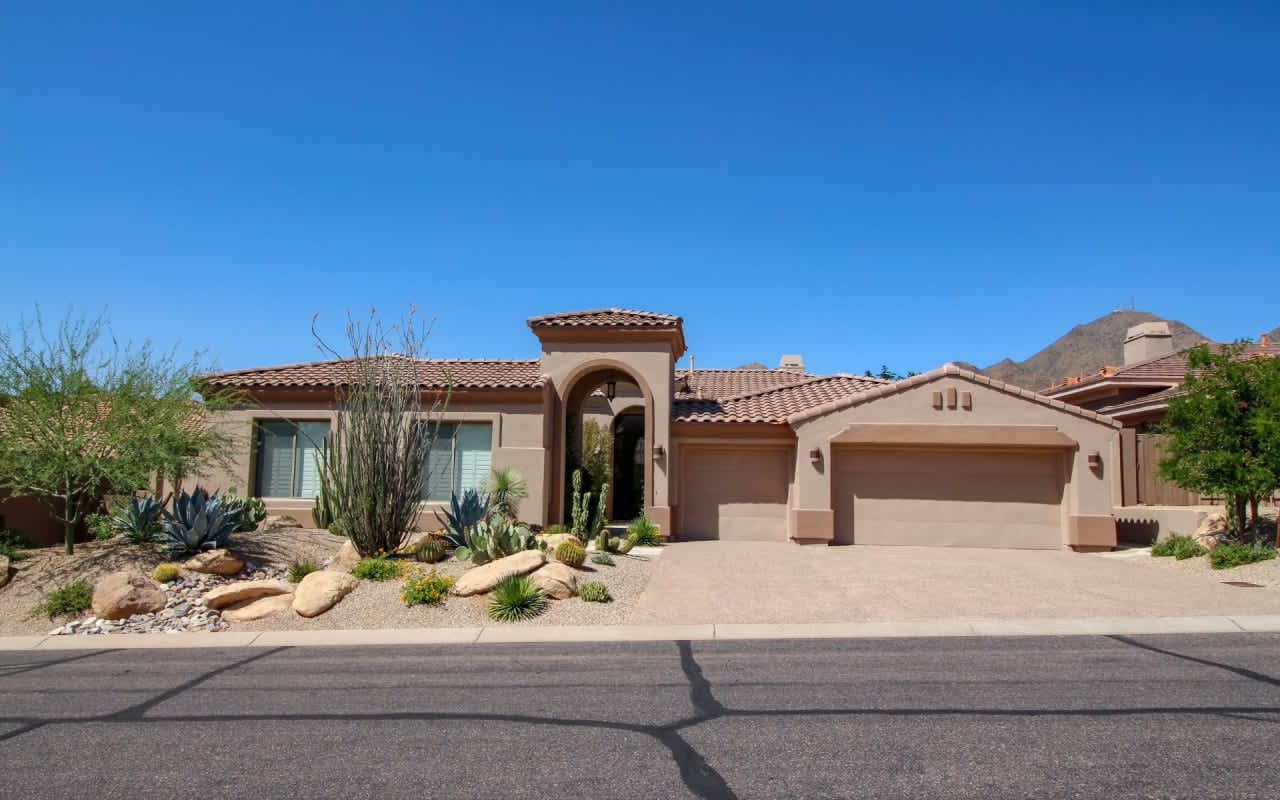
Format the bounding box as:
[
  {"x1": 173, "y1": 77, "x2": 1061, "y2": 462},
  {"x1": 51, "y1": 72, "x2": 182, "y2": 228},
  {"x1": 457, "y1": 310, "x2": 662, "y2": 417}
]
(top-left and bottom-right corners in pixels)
[
  {"x1": 779, "y1": 354, "x2": 805, "y2": 373},
  {"x1": 1123, "y1": 322, "x2": 1173, "y2": 366}
]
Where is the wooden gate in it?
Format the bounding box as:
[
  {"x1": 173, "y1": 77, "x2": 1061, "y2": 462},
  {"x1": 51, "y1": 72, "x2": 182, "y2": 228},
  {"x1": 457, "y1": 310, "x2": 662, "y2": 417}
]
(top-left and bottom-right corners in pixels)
[{"x1": 1135, "y1": 433, "x2": 1202, "y2": 506}]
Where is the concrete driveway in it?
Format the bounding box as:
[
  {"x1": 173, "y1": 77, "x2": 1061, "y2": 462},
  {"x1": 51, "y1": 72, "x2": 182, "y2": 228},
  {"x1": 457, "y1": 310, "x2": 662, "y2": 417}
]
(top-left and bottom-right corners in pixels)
[{"x1": 630, "y1": 542, "x2": 1280, "y2": 625}]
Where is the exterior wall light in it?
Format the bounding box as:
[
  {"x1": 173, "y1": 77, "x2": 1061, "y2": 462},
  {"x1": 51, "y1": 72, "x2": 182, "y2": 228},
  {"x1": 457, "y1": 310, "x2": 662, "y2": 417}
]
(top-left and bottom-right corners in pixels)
[
  {"x1": 809, "y1": 448, "x2": 822, "y2": 463},
  {"x1": 1087, "y1": 451, "x2": 1102, "y2": 468},
  {"x1": 653, "y1": 444, "x2": 666, "y2": 460},
  {"x1": 605, "y1": 380, "x2": 617, "y2": 400}
]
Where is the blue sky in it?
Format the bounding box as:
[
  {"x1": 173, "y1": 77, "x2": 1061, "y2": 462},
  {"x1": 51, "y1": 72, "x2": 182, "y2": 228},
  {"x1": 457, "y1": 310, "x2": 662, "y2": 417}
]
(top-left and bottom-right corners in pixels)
[{"x1": 2, "y1": 2, "x2": 1277, "y2": 376}]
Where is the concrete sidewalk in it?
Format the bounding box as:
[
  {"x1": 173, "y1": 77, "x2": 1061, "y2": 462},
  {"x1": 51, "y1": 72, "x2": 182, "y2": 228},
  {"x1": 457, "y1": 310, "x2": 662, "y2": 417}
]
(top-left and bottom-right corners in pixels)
[{"x1": 2, "y1": 613, "x2": 1278, "y2": 650}]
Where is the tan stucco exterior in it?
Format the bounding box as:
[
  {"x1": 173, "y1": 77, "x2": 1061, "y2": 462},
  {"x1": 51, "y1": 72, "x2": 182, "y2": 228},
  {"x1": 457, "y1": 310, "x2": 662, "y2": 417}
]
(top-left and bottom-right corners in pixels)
[{"x1": 198, "y1": 314, "x2": 1121, "y2": 552}]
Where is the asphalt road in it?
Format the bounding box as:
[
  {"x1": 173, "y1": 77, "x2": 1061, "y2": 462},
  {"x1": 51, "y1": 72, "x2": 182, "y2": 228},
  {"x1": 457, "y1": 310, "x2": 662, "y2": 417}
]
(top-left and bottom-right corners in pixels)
[{"x1": 2, "y1": 634, "x2": 1278, "y2": 799}]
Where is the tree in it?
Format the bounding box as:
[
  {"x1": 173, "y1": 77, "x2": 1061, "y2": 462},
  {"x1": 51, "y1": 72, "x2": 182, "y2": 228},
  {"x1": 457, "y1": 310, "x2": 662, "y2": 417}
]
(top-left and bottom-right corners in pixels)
[
  {"x1": 313, "y1": 308, "x2": 444, "y2": 557},
  {"x1": 1157, "y1": 343, "x2": 1280, "y2": 538},
  {"x1": 865, "y1": 365, "x2": 919, "y2": 381},
  {"x1": 0, "y1": 311, "x2": 239, "y2": 554}
]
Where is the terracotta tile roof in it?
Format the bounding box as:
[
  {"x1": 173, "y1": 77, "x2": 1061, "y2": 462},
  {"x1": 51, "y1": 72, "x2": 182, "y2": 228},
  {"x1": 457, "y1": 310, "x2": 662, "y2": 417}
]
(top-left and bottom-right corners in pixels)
[
  {"x1": 203, "y1": 357, "x2": 544, "y2": 390},
  {"x1": 527, "y1": 308, "x2": 681, "y2": 330},
  {"x1": 1045, "y1": 342, "x2": 1280, "y2": 395},
  {"x1": 788, "y1": 363, "x2": 1121, "y2": 428},
  {"x1": 674, "y1": 374, "x2": 888, "y2": 423},
  {"x1": 674, "y1": 367, "x2": 815, "y2": 401},
  {"x1": 1096, "y1": 386, "x2": 1183, "y2": 417}
]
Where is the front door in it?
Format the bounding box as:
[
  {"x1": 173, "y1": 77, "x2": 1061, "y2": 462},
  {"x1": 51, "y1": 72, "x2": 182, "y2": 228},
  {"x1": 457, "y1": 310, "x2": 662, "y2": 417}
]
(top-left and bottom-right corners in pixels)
[{"x1": 611, "y1": 412, "x2": 645, "y2": 521}]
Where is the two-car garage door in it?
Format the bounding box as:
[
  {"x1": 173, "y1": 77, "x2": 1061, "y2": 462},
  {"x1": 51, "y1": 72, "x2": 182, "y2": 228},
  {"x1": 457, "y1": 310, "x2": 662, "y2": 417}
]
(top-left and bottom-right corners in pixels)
[{"x1": 832, "y1": 448, "x2": 1066, "y2": 549}]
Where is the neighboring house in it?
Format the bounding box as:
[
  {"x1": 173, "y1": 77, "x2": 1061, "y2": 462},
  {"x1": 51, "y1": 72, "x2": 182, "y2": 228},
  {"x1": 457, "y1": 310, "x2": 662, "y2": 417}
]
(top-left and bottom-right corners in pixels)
[
  {"x1": 200, "y1": 309, "x2": 1121, "y2": 551},
  {"x1": 1044, "y1": 323, "x2": 1279, "y2": 507}
]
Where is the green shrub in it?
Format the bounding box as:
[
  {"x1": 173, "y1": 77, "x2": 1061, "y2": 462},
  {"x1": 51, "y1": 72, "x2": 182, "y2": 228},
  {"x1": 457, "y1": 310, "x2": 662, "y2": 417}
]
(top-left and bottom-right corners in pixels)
[
  {"x1": 1151, "y1": 534, "x2": 1208, "y2": 560},
  {"x1": 487, "y1": 574, "x2": 547, "y2": 622},
  {"x1": 413, "y1": 537, "x2": 447, "y2": 564},
  {"x1": 152, "y1": 563, "x2": 180, "y2": 583},
  {"x1": 401, "y1": 569, "x2": 455, "y2": 606},
  {"x1": 287, "y1": 559, "x2": 320, "y2": 583},
  {"x1": 37, "y1": 581, "x2": 93, "y2": 618},
  {"x1": 555, "y1": 541, "x2": 586, "y2": 569},
  {"x1": 578, "y1": 581, "x2": 612, "y2": 603},
  {"x1": 1209, "y1": 541, "x2": 1278, "y2": 570},
  {"x1": 591, "y1": 552, "x2": 615, "y2": 566},
  {"x1": 87, "y1": 513, "x2": 117, "y2": 541},
  {"x1": 352, "y1": 554, "x2": 400, "y2": 581},
  {"x1": 0, "y1": 528, "x2": 31, "y2": 561},
  {"x1": 626, "y1": 516, "x2": 662, "y2": 546}
]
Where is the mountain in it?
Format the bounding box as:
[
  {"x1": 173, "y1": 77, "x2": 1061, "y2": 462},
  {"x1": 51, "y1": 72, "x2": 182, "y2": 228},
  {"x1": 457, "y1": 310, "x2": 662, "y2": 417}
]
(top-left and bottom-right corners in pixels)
[{"x1": 972, "y1": 310, "x2": 1210, "y2": 391}]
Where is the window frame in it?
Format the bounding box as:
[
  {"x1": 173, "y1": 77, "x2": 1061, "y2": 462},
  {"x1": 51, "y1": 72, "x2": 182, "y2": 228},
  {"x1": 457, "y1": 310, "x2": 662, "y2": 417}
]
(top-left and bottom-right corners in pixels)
[
  {"x1": 419, "y1": 420, "x2": 494, "y2": 502},
  {"x1": 253, "y1": 418, "x2": 331, "y2": 499}
]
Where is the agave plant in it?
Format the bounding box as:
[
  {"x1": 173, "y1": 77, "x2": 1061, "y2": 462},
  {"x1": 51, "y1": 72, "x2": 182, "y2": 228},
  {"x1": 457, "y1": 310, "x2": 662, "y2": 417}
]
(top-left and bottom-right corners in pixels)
[
  {"x1": 453, "y1": 519, "x2": 543, "y2": 566},
  {"x1": 158, "y1": 488, "x2": 243, "y2": 556},
  {"x1": 110, "y1": 494, "x2": 164, "y2": 544},
  {"x1": 435, "y1": 489, "x2": 491, "y2": 548},
  {"x1": 223, "y1": 490, "x2": 267, "y2": 532}
]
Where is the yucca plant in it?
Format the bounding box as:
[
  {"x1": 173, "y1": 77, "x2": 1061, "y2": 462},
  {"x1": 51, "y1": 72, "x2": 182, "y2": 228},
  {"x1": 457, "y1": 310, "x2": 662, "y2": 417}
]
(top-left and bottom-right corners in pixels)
[
  {"x1": 111, "y1": 494, "x2": 164, "y2": 544},
  {"x1": 487, "y1": 574, "x2": 547, "y2": 622},
  {"x1": 158, "y1": 488, "x2": 242, "y2": 556},
  {"x1": 626, "y1": 516, "x2": 662, "y2": 546},
  {"x1": 485, "y1": 467, "x2": 528, "y2": 523}
]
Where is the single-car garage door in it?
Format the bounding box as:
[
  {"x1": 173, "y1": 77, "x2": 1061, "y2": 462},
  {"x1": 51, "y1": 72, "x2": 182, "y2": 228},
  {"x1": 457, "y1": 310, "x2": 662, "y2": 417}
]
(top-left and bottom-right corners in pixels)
[
  {"x1": 679, "y1": 446, "x2": 791, "y2": 541},
  {"x1": 833, "y1": 448, "x2": 1065, "y2": 549}
]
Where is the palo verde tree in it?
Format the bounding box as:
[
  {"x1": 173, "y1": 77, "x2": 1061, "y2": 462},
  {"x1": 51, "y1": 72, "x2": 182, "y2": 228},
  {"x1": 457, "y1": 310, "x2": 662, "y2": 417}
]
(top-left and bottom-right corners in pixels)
[
  {"x1": 313, "y1": 308, "x2": 446, "y2": 557},
  {"x1": 0, "y1": 311, "x2": 240, "y2": 554},
  {"x1": 1157, "y1": 343, "x2": 1280, "y2": 538}
]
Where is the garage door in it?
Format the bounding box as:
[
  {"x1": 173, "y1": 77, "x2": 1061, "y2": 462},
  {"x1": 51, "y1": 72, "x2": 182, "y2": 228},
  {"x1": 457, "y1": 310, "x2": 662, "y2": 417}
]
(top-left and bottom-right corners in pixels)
[
  {"x1": 680, "y1": 446, "x2": 791, "y2": 540},
  {"x1": 833, "y1": 448, "x2": 1065, "y2": 549}
]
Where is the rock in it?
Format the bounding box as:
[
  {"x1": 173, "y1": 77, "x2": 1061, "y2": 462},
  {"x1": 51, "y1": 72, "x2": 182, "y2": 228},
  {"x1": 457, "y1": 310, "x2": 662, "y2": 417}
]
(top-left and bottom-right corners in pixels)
[
  {"x1": 331, "y1": 539, "x2": 360, "y2": 570},
  {"x1": 0, "y1": 554, "x2": 9, "y2": 589},
  {"x1": 222, "y1": 594, "x2": 295, "y2": 623},
  {"x1": 91, "y1": 571, "x2": 167, "y2": 621},
  {"x1": 529, "y1": 562, "x2": 578, "y2": 600},
  {"x1": 539, "y1": 533, "x2": 584, "y2": 552},
  {"x1": 261, "y1": 515, "x2": 302, "y2": 530},
  {"x1": 292, "y1": 570, "x2": 358, "y2": 617},
  {"x1": 451, "y1": 550, "x2": 546, "y2": 597},
  {"x1": 202, "y1": 580, "x2": 294, "y2": 610},
  {"x1": 1193, "y1": 513, "x2": 1229, "y2": 550},
  {"x1": 183, "y1": 549, "x2": 246, "y2": 576}
]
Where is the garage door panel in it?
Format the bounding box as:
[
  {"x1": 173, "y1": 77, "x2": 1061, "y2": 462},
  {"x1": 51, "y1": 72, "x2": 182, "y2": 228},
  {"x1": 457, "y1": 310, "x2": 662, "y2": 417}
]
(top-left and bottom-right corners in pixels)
[
  {"x1": 680, "y1": 447, "x2": 791, "y2": 541},
  {"x1": 834, "y1": 448, "x2": 1064, "y2": 549}
]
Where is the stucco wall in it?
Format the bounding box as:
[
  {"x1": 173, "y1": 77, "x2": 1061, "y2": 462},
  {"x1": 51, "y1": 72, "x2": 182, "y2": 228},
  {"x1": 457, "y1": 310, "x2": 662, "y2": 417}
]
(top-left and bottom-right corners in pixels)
[{"x1": 198, "y1": 390, "x2": 549, "y2": 528}]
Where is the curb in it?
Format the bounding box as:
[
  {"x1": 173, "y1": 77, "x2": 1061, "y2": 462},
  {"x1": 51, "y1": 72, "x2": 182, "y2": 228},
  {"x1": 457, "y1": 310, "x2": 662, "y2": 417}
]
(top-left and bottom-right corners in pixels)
[{"x1": 2, "y1": 614, "x2": 1279, "y2": 651}]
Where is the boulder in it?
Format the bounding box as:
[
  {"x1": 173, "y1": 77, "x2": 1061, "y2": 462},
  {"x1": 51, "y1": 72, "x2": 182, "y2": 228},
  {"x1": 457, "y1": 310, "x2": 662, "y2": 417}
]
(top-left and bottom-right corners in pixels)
[
  {"x1": 331, "y1": 539, "x2": 360, "y2": 570},
  {"x1": 529, "y1": 562, "x2": 578, "y2": 600},
  {"x1": 202, "y1": 579, "x2": 294, "y2": 610},
  {"x1": 292, "y1": 570, "x2": 358, "y2": 617},
  {"x1": 91, "y1": 571, "x2": 167, "y2": 620},
  {"x1": 183, "y1": 549, "x2": 245, "y2": 576},
  {"x1": 261, "y1": 515, "x2": 302, "y2": 530},
  {"x1": 451, "y1": 550, "x2": 546, "y2": 597},
  {"x1": 540, "y1": 533, "x2": 584, "y2": 552},
  {"x1": 1193, "y1": 513, "x2": 1229, "y2": 550},
  {"x1": 221, "y1": 594, "x2": 295, "y2": 623},
  {"x1": 0, "y1": 555, "x2": 9, "y2": 590}
]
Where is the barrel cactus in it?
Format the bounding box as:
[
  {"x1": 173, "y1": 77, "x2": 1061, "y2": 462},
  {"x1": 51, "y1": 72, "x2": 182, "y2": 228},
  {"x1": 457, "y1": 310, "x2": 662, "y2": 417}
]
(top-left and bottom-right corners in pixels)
[
  {"x1": 555, "y1": 540, "x2": 586, "y2": 569},
  {"x1": 414, "y1": 537, "x2": 447, "y2": 564}
]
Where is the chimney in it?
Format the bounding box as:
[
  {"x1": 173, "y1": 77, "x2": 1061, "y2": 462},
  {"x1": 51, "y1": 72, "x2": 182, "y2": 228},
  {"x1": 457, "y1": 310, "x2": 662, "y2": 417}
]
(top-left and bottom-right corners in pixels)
[
  {"x1": 1123, "y1": 322, "x2": 1174, "y2": 365},
  {"x1": 1261, "y1": 333, "x2": 1270, "y2": 347},
  {"x1": 779, "y1": 354, "x2": 805, "y2": 374}
]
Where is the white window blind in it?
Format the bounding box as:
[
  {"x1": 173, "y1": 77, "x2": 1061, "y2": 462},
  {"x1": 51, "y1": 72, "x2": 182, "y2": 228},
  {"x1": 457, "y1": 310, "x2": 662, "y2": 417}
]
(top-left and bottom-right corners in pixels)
[
  {"x1": 420, "y1": 422, "x2": 492, "y2": 502},
  {"x1": 255, "y1": 420, "x2": 331, "y2": 498}
]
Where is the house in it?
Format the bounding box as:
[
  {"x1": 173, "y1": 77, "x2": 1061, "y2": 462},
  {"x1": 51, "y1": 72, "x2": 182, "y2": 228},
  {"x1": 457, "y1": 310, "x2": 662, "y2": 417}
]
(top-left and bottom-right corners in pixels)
[
  {"x1": 199, "y1": 309, "x2": 1121, "y2": 551},
  {"x1": 1044, "y1": 322, "x2": 1279, "y2": 508}
]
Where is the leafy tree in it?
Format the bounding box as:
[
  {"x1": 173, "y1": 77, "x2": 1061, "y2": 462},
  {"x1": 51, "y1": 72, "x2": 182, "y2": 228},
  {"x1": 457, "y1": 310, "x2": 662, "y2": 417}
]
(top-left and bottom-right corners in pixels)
[
  {"x1": 865, "y1": 365, "x2": 919, "y2": 381},
  {"x1": 0, "y1": 311, "x2": 239, "y2": 554},
  {"x1": 1157, "y1": 343, "x2": 1280, "y2": 537}
]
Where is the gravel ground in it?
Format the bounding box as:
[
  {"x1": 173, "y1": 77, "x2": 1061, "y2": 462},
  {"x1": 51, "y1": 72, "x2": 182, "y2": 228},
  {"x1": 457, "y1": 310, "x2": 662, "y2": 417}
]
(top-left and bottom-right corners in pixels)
[
  {"x1": 230, "y1": 549, "x2": 660, "y2": 631},
  {"x1": 1130, "y1": 546, "x2": 1280, "y2": 591}
]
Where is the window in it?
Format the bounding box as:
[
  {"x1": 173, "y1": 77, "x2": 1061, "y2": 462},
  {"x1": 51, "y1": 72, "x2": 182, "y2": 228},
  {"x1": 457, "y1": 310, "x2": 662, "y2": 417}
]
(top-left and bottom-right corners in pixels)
[
  {"x1": 255, "y1": 420, "x2": 331, "y2": 498},
  {"x1": 420, "y1": 422, "x2": 493, "y2": 502}
]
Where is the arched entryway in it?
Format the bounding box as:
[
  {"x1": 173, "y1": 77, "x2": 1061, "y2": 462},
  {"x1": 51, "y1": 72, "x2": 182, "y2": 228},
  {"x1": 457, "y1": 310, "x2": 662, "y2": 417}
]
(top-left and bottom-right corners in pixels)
[{"x1": 553, "y1": 363, "x2": 654, "y2": 526}]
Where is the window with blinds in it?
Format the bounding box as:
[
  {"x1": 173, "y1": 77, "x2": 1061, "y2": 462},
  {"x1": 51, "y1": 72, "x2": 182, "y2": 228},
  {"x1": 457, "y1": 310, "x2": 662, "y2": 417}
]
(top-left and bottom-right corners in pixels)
[
  {"x1": 254, "y1": 420, "x2": 331, "y2": 498},
  {"x1": 420, "y1": 422, "x2": 493, "y2": 502}
]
